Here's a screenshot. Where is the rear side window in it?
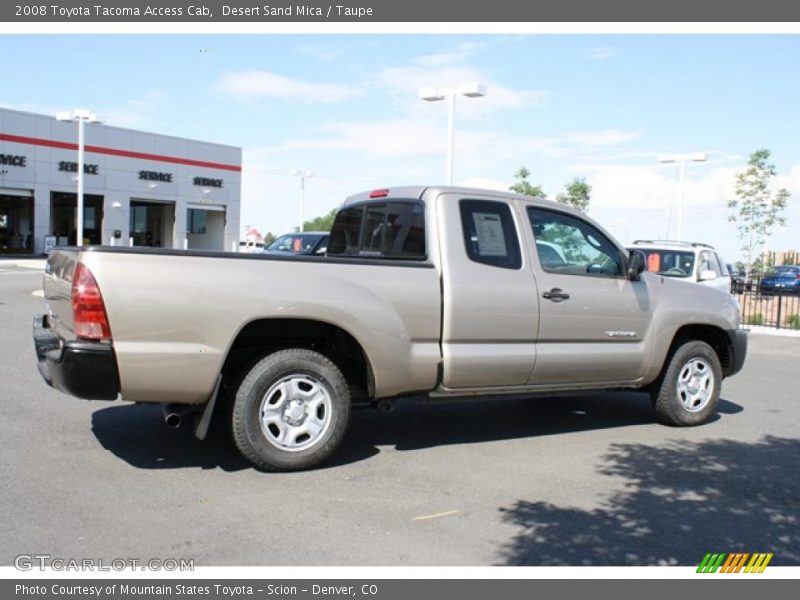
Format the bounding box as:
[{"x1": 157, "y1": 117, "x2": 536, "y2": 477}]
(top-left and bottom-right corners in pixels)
[
  {"x1": 459, "y1": 199, "x2": 522, "y2": 270},
  {"x1": 326, "y1": 207, "x2": 363, "y2": 255},
  {"x1": 327, "y1": 202, "x2": 426, "y2": 259}
]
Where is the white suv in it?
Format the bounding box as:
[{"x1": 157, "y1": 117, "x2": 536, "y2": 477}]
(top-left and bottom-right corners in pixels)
[{"x1": 628, "y1": 240, "x2": 732, "y2": 294}]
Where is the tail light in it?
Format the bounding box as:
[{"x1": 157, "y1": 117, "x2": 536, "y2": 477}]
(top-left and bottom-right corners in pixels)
[{"x1": 71, "y1": 263, "x2": 112, "y2": 340}]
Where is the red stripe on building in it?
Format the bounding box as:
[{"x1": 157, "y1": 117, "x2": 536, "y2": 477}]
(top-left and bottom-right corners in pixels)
[{"x1": 0, "y1": 133, "x2": 241, "y2": 172}]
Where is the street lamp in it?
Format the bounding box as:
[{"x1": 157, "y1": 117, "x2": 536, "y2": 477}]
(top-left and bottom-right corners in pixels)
[
  {"x1": 658, "y1": 152, "x2": 707, "y2": 241},
  {"x1": 289, "y1": 170, "x2": 314, "y2": 232},
  {"x1": 56, "y1": 109, "x2": 101, "y2": 246},
  {"x1": 420, "y1": 82, "x2": 487, "y2": 185}
]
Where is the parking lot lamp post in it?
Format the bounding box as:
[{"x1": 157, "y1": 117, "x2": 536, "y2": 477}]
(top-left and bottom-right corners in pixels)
[
  {"x1": 659, "y1": 152, "x2": 707, "y2": 241},
  {"x1": 289, "y1": 170, "x2": 314, "y2": 232},
  {"x1": 56, "y1": 109, "x2": 101, "y2": 246},
  {"x1": 420, "y1": 83, "x2": 487, "y2": 185}
]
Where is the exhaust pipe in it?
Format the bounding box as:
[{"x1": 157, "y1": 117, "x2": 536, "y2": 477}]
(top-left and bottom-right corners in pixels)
[
  {"x1": 162, "y1": 404, "x2": 195, "y2": 429},
  {"x1": 375, "y1": 399, "x2": 394, "y2": 414}
]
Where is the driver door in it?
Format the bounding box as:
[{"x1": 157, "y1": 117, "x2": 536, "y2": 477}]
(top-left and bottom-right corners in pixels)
[{"x1": 524, "y1": 206, "x2": 653, "y2": 385}]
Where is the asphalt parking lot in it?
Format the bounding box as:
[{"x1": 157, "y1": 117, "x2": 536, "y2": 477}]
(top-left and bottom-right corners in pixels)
[{"x1": 2, "y1": 260, "x2": 799, "y2": 567}]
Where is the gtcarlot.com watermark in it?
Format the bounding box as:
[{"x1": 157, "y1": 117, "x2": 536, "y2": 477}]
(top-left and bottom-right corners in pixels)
[{"x1": 14, "y1": 554, "x2": 194, "y2": 572}]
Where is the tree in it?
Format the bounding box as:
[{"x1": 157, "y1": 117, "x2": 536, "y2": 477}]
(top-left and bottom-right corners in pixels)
[
  {"x1": 728, "y1": 149, "x2": 791, "y2": 272},
  {"x1": 509, "y1": 167, "x2": 547, "y2": 198},
  {"x1": 302, "y1": 208, "x2": 338, "y2": 233},
  {"x1": 555, "y1": 177, "x2": 591, "y2": 212},
  {"x1": 263, "y1": 231, "x2": 277, "y2": 246}
]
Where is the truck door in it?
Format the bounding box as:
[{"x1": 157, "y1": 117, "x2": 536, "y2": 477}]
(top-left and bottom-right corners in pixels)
[
  {"x1": 438, "y1": 193, "x2": 539, "y2": 388},
  {"x1": 523, "y1": 205, "x2": 652, "y2": 385}
]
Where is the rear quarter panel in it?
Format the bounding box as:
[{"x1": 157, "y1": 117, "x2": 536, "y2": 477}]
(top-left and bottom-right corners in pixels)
[{"x1": 76, "y1": 250, "x2": 441, "y2": 404}]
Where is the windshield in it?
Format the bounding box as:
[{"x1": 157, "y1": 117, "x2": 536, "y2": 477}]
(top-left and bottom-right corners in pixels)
[
  {"x1": 267, "y1": 234, "x2": 324, "y2": 253},
  {"x1": 638, "y1": 250, "x2": 696, "y2": 278},
  {"x1": 772, "y1": 266, "x2": 800, "y2": 277}
]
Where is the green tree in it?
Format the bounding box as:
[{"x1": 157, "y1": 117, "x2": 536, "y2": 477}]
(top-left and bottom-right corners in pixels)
[
  {"x1": 509, "y1": 167, "x2": 547, "y2": 198},
  {"x1": 555, "y1": 177, "x2": 591, "y2": 212},
  {"x1": 262, "y1": 231, "x2": 277, "y2": 246},
  {"x1": 728, "y1": 149, "x2": 791, "y2": 272},
  {"x1": 302, "y1": 208, "x2": 338, "y2": 233}
]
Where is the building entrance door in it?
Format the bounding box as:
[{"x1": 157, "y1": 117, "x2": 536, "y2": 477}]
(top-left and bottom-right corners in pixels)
[
  {"x1": 186, "y1": 204, "x2": 226, "y2": 251},
  {"x1": 0, "y1": 189, "x2": 34, "y2": 254},
  {"x1": 130, "y1": 200, "x2": 176, "y2": 248},
  {"x1": 50, "y1": 191, "x2": 104, "y2": 246}
]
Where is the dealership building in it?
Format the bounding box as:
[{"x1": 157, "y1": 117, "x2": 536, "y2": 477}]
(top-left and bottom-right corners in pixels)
[{"x1": 0, "y1": 108, "x2": 241, "y2": 255}]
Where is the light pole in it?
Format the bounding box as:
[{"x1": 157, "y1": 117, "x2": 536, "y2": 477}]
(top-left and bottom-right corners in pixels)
[
  {"x1": 289, "y1": 170, "x2": 314, "y2": 232},
  {"x1": 56, "y1": 109, "x2": 101, "y2": 246},
  {"x1": 420, "y1": 82, "x2": 487, "y2": 185},
  {"x1": 659, "y1": 152, "x2": 707, "y2": 241}
]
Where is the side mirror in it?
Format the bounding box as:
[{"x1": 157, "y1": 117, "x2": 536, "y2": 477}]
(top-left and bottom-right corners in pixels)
[
  {"x1": 627, "y1": 250, "x2": 646, "y2": 281},
  {"x1": 699, "y1": 269, "x2": 717, "y2": 281},
  {"x1": 315, "y1": 246, "x2": 327, "y2": 256}
]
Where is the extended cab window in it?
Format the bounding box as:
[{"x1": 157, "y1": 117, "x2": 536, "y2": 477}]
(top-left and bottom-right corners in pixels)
[
  {"x1": 327, "y1": 202, "x2": 426, "y2": 259},
  {"x1": 460, "y1": 199, "x2": 522, "y2": 270},
  {"x1": 527, "y1": 207, "x2": 623, "y2": 277}
]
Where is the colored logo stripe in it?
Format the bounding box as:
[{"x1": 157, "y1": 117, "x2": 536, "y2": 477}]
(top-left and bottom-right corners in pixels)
[
  {"x1": 745, "y1": 553, "x2": 773, "y2": 573},
  {"x1": 697, "y1": 553, "x2": 726, "y2": 573}
]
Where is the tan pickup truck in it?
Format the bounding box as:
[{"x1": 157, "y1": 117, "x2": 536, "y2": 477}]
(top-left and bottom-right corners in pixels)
[{"x1": 33, "y1": 186, "x2": 747, "y2": 471}]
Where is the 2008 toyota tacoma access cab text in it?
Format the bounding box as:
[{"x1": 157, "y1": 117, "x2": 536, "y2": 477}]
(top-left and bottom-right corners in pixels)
[{"x1": 33, "y1": 186, "x2": 747, "y2": 471}]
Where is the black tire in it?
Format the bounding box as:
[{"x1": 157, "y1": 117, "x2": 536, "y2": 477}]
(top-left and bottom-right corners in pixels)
[
  {"x1": 651, "y1": 340, "x2": 722, "y2": 426},
  {"x1": 231, "y1": 348, "x2": 351, "y2": 471}
]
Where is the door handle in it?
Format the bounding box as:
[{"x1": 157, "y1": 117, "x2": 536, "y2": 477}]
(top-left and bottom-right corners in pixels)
[{"x1": 542, "y1": 288, "x2": 570, "y2": 301}]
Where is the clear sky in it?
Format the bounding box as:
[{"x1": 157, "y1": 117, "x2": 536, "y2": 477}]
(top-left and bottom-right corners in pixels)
[{"x1": 2, "y1": 34, "x2": 798, "y2": 260}]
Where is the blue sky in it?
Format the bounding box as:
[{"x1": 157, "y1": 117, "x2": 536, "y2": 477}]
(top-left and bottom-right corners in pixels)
[{"x1": 2, "y1": 34, "x2": 799, "y2": 260}]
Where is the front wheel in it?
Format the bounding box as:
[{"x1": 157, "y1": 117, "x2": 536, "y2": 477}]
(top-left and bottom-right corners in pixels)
[
  {"x1": 231, "y1": 348, "x2": 351, "y2": 471},
  {"x1": 651, "y1": 340, "x2": 722, "y2": 426}
]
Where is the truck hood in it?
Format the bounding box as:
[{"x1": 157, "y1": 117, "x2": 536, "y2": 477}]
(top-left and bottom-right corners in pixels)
[{"x1": 646, "y1": 272, "x2": 741, "y2": 330}]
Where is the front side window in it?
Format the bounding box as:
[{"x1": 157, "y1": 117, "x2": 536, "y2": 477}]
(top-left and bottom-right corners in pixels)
[
  {"x1": 639, "y1": 250, "x2": 695, "y2": 278},
  {"x1": 527, "y1": 207, "x2": 623, "y2": 277},
  {"x1": 698, "y1": 251, "x2": 723, "y2": 278},
  {"x1": 460, "y1": 199, "x2": 522, "y2": 270}
]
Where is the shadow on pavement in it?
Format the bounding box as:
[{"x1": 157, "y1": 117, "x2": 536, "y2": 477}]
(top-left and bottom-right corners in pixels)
[
  {"x1": 92, "y1": 404, "x2": 249, "y2": 472},
  {"x1": 91, "y1": 392, "x2": 743, "y2": 473},
  {"x1": 497, "y1": 435, "x2": 800, "y2": 565}
]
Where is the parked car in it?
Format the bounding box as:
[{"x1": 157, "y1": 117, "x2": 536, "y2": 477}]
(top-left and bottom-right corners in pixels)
[
  {"x1": 261, "y1": 231, "x2": 329, "y2": 255},
  {"x1": 34, "y1": 186, "x2": 747, "y2": 471},
  {"x1": 628, "y1": 240, "x2": 731, "y2": 294},
  {"x1": 727, "y1": 264, "x2": 750, "y2": 294},
  {"x1": 759, "y1": 265, "x2": 800, "y2": 295}
]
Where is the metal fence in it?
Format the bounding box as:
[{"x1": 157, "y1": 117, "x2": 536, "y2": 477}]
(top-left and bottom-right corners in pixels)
[{"x1": 736, "y1": 289, "x2": 800, "y2": 330}]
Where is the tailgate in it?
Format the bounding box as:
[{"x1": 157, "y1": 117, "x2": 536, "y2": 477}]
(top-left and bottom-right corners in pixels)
[{"x1": 42, "y1": 248, "x2": 80, "y2": 339}]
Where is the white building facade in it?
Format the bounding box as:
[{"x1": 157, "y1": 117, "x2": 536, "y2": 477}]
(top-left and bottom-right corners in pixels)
[{"x1": 0, "y1": 108, "x2": 241, "y2": 255}]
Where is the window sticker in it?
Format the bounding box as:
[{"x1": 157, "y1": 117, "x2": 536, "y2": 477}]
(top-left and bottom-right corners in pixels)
[{"x1": 473, "y1": 212, "x2": 507, "y2": 257}]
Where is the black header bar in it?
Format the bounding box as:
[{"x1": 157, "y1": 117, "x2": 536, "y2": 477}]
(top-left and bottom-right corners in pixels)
[{"x1": 3, "y1": 0, "x2": 800, "y2": 22}]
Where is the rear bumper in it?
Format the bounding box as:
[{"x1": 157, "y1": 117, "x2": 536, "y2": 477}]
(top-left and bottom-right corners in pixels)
[
  {"x1": 725, "y1": 328, "x2": 748, "y2": 378},
  {"x1": 33, "y1": 314, "x2": 120, "y2": 400}
]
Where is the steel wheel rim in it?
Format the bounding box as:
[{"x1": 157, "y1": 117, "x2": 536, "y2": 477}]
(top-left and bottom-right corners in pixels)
[
  {"x1": 676, "y1": 357, "x2": 714, "y2": 412},
  {"x1": 259, "y1": 374, "x2": 333, "y2": 452}
]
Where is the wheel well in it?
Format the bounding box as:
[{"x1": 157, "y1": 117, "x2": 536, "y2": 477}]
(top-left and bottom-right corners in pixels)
[
  {"x1": 668, "y1": 324, "x2": 733, "y2": 375},
  {"x1": 219, "y1": 319, "x2": 373, "y2": 405}
]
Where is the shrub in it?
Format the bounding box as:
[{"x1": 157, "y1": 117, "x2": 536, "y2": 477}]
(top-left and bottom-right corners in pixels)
[
  {"x1": 786, "y1": 314, "x2": 800, "y2": 330},
  {"x1": 746, "y1": 313, "x2": 765, "y2": 326}
]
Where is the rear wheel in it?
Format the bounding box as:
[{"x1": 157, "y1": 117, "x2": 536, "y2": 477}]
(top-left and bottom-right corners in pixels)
[
  {"x1": 651, "y1": 340, "x2": 721, "y2": 426},
  {"x1": 231, "y1": 348, "x2": 351, "y2": 471}
]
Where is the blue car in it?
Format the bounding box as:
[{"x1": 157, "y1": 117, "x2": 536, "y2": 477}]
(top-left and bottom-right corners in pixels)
[
  {"x1": 260, "y1": 232, "x2": 329, "y2": 256},
  {"x1": 760, "y1": 265, "x2": 800, "y2": 294}
]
